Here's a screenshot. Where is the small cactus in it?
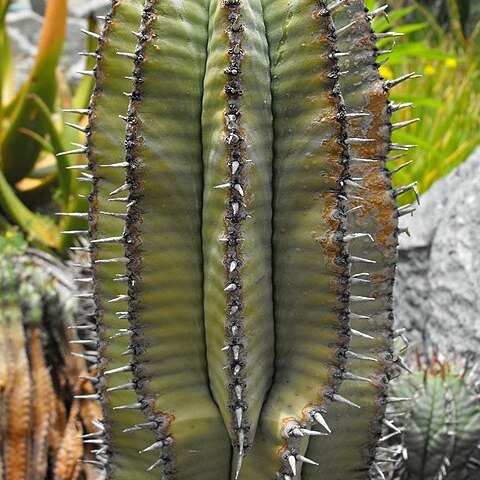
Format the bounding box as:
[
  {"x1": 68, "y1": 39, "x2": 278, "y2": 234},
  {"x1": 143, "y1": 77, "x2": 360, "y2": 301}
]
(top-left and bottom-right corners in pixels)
[
  {"x1": 0, "y1": 241, "x2": 102, "y2": 480},
  {"x1": 377, "y1": 354, "x2": 480, "y2": 480},
  {"x1": 58, "y1": 0, "x2": 420, "y2": 478}
]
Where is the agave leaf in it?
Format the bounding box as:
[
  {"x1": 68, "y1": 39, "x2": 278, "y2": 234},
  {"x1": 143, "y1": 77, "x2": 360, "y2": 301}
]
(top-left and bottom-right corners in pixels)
[
  {"x1": 0, "y1": 162, "x2": 61, "y2": 248},
  {"x1": 0, "y1": 0, "x2": 67, "y2": 183}
]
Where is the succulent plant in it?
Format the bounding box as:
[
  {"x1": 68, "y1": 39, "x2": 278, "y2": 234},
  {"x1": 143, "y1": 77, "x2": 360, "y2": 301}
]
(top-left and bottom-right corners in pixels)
[
  {"x1": 0, "y1": 238, "x2": 102, "y2": 480},
  {"x1": 0, "y1": 0, "x2": 97, "y2": 254},
  {"x1": 377, "y1": 353, "x2": 480, "y2": 480},
  {"x1": 58, "y1": 0, "x2": 420, "y2": 478}
]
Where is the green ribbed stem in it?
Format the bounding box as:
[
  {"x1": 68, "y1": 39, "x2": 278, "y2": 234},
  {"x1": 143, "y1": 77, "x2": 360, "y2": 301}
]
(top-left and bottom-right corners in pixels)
[{"x1": 77, "y1": 0, "x2": 414, "y2": 478}]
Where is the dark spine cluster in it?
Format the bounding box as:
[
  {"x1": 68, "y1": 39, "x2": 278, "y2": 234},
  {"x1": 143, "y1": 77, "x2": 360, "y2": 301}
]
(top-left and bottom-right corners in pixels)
[
  {"x1": 221, "y1": 0, "x2": 250, "y2": 458},
  {"x1": 123, "y1": 0, "x2": 175, "y2": 475}
]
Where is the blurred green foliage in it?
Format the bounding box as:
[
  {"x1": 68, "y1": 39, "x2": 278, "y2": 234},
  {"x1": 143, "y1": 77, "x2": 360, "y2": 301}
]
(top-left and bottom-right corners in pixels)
[
  {"x1": 367, "y1": 0, "x2": 480, "y2": 205},
  {"x1": 0, "y1": 0, "x2": 95, "y2": 254}
]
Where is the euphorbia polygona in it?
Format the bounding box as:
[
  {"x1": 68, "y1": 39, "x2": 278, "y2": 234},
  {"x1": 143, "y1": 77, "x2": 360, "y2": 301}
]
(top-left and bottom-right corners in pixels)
[{"x1": 61, "y1": 0, "x2": 419, "y2": 478}]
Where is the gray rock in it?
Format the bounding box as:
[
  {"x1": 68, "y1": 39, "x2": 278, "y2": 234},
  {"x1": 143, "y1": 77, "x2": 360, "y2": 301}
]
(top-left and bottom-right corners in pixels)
[{"x1": 394, "y1": 147, "x2": 480, "y2": 360}]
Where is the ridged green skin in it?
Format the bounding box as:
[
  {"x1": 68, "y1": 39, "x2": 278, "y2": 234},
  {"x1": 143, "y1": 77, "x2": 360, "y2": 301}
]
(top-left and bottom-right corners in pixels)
[
  {"x1": 71, "y1": 0, "x2": 415, "y2": 478},
  {"x1": 382, "y1": 367, "x2": 480, "y2": 480},
  {"x1": 241, "y1": 1, "x2": 349, "y2": 478},
  {"x1": 304, "y1": 1, "x2": 398, "y2": 478},
  {"x1": 202, "y1": 0, "x2": 275, "y2": 456},
  {"x1": 86, "y1": 1, "x2": 159, "y2": 476},
  {"x1": 123, "y1": 0, "x2": 232, "y2": 477}
]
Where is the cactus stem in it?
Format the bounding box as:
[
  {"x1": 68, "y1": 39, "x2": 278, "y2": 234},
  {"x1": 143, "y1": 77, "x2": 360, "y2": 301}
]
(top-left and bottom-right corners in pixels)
[{"x1": 81, "y1": 28, "x2": 101, "y2": 40}]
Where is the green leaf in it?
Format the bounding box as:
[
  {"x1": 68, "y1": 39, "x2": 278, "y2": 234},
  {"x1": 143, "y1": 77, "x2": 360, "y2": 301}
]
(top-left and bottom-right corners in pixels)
[
  {"x1": 0, "y1": 159, "x2": 60, "y2": 249},
  {"x1": 0, "y1": 0, "x2": 67, "y2": 183}
]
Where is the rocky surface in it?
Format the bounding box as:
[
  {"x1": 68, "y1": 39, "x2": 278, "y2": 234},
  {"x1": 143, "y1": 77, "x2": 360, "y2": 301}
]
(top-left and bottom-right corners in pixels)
[{"x1": 394, "y1": 147, "x2": 480, "y2": 361}]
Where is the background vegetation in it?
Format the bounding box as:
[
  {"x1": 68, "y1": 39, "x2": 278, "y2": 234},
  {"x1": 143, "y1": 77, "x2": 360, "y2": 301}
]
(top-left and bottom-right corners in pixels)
[{"x1": 0, "y1": 0, "x2": 479, "y2": 241}]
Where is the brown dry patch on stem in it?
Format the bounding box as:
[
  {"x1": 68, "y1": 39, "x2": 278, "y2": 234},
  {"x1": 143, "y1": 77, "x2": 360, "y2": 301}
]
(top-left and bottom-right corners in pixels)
[{"x1": 351, "y1": 87, "x2": 397, "y2": 257}]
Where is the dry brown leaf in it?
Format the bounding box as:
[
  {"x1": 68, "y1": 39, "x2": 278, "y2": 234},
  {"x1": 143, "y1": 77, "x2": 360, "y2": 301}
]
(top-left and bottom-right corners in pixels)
[
  {"x1": 53, "y1": 401, "x2": 83, "y2": 480},
  {"x1": 5, "y1": 310, "x2": 32, "y2": 480}
]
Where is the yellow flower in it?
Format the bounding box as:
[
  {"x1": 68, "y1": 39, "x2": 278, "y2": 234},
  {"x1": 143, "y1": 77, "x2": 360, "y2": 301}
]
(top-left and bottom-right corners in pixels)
[
  {"x1": 446, "y1": 58, "x2": 457, "y2": 69},
  {"x1": 425, "y1": 64, "x2": 436, "y2": 76},
  {"x1": 379, "y1": 64, "x2": 393, "y2": 80}
]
